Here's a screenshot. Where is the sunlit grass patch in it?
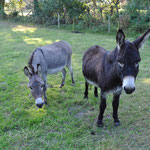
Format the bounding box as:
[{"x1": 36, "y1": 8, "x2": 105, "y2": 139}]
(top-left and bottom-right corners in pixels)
[
  {"x1": 142, "y1": 78, "x2": 150, "y2": 84},
  {"x1": 24, "y1": 38, "x2": 53, "y2": 45},
  {"x1": 12, "y1": 25, "x2": 37, "y2": 33}
]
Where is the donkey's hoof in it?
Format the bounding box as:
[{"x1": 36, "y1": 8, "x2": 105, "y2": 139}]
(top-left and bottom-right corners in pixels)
[
  {"x1": 114, "y1": 121, "x2": 120, "y2": 127},
  {"x1": 94, "y1": 94, "x2": 98, "y2": 98},
  {"x1": 84, "y1": 95, "x2": 88, "y2": 99},
  {"x1": 72, "y1": 82, "x2": 75, "y2": 86},
  {"x1": 43, "y1": 100, "x2": 47, "y2": 105},
  {"x1": 97, "y1": 120, "x2": 104, "y2": 127},
  {"x1": 59, "y1": 84, "x2": 64, "y2": 88}
]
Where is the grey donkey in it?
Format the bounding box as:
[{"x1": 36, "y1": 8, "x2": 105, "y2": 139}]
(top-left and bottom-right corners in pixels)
[{"x1": 24, "y1": 41, "x2": 75, "y2": 108}]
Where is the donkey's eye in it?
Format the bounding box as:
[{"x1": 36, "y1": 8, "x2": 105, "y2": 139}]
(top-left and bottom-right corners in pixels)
[
  {"x1": 135, "y1": 63, "x2": 139, "y2": 68},
  {"x1": 118, "y1": 62, "x2": 124, "y2": 67},
  {"x1": 41, "y1": 85, "x2": 44, "y2": 89},
  {"x1": 30, "y1": 87, "x2": 33, "y2": 90}
]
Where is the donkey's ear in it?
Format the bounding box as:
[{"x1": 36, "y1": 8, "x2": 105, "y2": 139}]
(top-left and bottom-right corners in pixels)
[
  {"x1": 116, "y1": 29, "x2": 125, "y2": 50},
  {"x1": 133, "y1": 28, "x2": 150, "y2": 49},
  {"x1": 37, "y1": 64, "x2": 42, "y2": 76},
  {"x1": 24, "y1": 66, "x2": 32, "y2": 78}
]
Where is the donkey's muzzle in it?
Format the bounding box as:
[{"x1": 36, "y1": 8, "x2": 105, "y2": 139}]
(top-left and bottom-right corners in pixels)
[
  {"x1": 36, "y1": 103, "x2": 43, "y2": 108},
  {"x1": 123, "y1": 76, "x2": 135, "y2": 94},
  {"x1": 36, "y1": 97, "x2": 44, "y2": 108},
  {"x1": 124, "y1": 86, "x2": 135, "y2": 94}
]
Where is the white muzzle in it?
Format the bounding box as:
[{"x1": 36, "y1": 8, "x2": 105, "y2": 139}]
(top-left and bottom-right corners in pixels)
[
  {"x1": 122, "y1": 76, "x2": 135, "y2": 94},
  {"x1": 36, "y1": 98, "x2": 43, "y2": 108}
]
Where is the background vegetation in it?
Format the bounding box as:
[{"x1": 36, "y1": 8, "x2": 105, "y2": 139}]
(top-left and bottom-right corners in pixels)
[{"x1": 0, "y1": 0, "x2": 150, "y2": 34}]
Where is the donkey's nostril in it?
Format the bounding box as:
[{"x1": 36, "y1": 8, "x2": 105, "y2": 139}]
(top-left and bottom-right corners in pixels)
[
  {"x1": 36, "y1": 103, "x2": 43, "y2": 108},
  {"x1": 36, "y1": 98, "x2": 43, "y2": 108},
  {"x1": 124, "y1": 86, "x2": 135, "y2": 94}
]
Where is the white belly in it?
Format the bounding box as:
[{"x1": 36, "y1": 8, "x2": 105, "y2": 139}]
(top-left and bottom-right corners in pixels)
[
  {"x1": 47, "y1": 66, "x2": 65, "y2": 74},
  {"x1": 86, "y1": 78, "x2": 99, "y2": 87}
]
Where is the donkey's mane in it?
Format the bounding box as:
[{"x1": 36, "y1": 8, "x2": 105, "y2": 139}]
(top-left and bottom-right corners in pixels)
[{"x1": 28, "y1": 49, "x2": 37, "y2": 74}]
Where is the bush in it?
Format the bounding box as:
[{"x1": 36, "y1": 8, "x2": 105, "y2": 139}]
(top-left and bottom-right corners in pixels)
[{"x1": 9, "y1": 11, "x2": 19, "y2": 18}]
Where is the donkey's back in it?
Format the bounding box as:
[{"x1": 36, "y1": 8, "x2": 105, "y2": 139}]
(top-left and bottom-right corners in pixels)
[
  {"x1": 31, "y1": 41, "x2": 72, "y2": 74},
  {"x1": 40, "y1": 40, "x2": 72, "y2": 55},
  {"x1": 39, "y1": 41, "x2": 72, "y2": 70}
]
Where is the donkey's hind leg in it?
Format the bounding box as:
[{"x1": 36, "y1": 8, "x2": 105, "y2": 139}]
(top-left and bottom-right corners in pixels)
[
  {"x1": 67, "y1": 56, "x2": 75, "y2": 85},
  {"x1": 94, "y1": 87, "x2": 98, "y2": 97},
  {"x1": 60, "y1": 68, "x2": 66, "y2": 88},
  {"x1": 84, "y1": 81, "x2": 89, "y2": 99}
]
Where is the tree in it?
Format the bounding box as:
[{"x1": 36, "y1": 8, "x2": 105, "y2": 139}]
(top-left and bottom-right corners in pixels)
[
  {"x1": 112, "y1": 0, "x2": 120, "y2": 16},
  {"x1": 0, "y1": 0, "x2": 5, "y2": 18},
  {"x1": 125, "y1": 0, "x2": 150, "y2": 31},
  {"x1": 92, "y1": 0, "x2": 97, "y2": 17},
  {"x1": 33, "y1": 0, "x2": 40, "y2": 15}
]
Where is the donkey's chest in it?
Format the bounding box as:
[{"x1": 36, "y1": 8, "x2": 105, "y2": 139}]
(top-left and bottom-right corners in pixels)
[
  {"x1": 106, "y1": 86, "x2": 122, "y2": 95},
  {"x1": 102, "y1": 86, "x2": 122, "y2": 98}
]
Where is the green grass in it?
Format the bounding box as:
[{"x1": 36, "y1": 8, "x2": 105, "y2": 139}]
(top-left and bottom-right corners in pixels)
[{"x1": 0, "y1": 21, "x2": 150, "y2": 150}]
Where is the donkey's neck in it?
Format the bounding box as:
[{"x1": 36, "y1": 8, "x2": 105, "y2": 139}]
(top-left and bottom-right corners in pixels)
[
  {"x1": 102, "y1": 48, "x2": 122, "y2": 90},
  {"x1": 110, "y1": 48, "x2": 121, "y2": 79},
  {"x1": 28, "y1": 49, "x2": 41, "y2": 74}
]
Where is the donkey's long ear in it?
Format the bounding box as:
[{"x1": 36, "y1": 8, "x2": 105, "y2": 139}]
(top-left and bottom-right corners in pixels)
[
  {"x1": 24, "y1": 66, "x2": 32, "y2": 78},
  {"x1": 37, "y1": 64, "x2": 42, "y2": 76},
  {"x1": 116, "y1": 29, "x2": 125, "y2": 50},
  {"x1": 133, "y1": 28, "x2": 150, "y2": 49}
]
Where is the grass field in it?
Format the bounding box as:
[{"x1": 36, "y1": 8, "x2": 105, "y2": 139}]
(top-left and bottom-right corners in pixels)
[{"x1": 0, "y1": 21, "x2": 150, "y2": 150}]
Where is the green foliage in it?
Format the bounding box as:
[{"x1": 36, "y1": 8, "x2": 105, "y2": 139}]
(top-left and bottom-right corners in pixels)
[
  {"x1": 3, "y1": 0, "x2": 150, "y2": 34},
  {"x1": 5, "y1": 0, "x2": 26, "y2": 12},
  {"x1": 64, "y1": 0, "x2": 88, "y2": 19},
  {"x1": 124, "y1": 0, "x2": 150, "y2": 32},
  {"x1": 0, "y1": 0, "x2": 5, "y2": 18},
  {"x1": 37, "y1": 0, "x2": 88, "y2": 25},
  {"x1": 9, "y1": 11, "x2": 19, "y2": 18}
]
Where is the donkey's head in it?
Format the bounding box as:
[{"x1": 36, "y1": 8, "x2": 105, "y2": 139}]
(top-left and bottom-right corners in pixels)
[
  {"x1": 116, "y1": 28, "x2": 150, "y2": 94},
  {"x1": 24, "y1": 64, "x2": 44, "y2": 108}
]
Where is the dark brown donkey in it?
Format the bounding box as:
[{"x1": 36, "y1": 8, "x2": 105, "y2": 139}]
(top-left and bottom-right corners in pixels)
[{"x1": 82, "y1": 28, "x2": 150, "y2": 127}]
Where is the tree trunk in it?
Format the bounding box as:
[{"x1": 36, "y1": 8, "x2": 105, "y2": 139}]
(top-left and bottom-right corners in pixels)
[
  {"x1": 92, "y1": 0, "x2": 97, "y2": 17},
  {"x1": 108, "y1": 15, "x2": 111, "y2": 33},
  {"x1": 100, "y1": 8, "x2": 103, "y2": 21},
  {"x1": 115, "y1": 0, "x2": 120, "y2": 16},
  {"x1": 58, "y1": 13, "x2": 60, "y2": 28},
  {"x1": 0, "y1": 0, "x2": 5, "y2": 18},
  {"x1": 33, "y1": 0, "x2": 40, "y2": 16},
  {"x1": 110, "y1": 6, "x2": 114, "y2": 16}
]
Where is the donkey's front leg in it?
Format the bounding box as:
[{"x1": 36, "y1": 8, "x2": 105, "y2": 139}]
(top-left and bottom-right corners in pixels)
[
  {"x1": 112, "y1": 94, "x2": 120, "y2": 126},
  {"x1": 97, "y1": 93, "x2": 107, "y2": 127},
  {"x1": 94, "y1": 87, "x2": 98, "y2": 97},
  {"x1": 43, "y1": 82, "x2": 47, "y2": 104},
  {"x1": 42, "y1": 75, "x2": 47, "y2": 104}
]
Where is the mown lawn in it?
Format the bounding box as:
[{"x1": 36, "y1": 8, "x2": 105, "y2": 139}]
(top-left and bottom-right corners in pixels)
[{"x1": 0, "y1": 21, "x2": 150, "y2": 150}]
